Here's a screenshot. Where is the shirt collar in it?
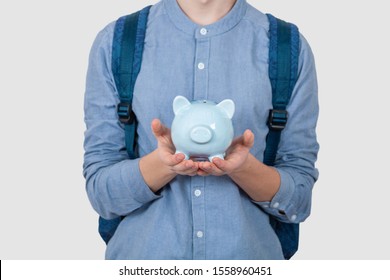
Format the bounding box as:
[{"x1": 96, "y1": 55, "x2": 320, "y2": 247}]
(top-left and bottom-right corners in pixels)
[{"x1": 163, "y1": 0, "x2": 247, "y2": 38}]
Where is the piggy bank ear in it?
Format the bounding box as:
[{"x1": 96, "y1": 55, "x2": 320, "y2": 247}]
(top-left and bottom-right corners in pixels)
[
  {"x1": 217, "y1": 99, "x2": 235, "y2": 119},
  {"x1": 173, "y1": 96, "x2": 191, "y2": 115}
]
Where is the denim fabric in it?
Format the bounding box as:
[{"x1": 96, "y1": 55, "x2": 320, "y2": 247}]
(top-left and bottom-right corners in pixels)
[{"x1": 83, "y1": 0, "x2": 319, "y2": 260}]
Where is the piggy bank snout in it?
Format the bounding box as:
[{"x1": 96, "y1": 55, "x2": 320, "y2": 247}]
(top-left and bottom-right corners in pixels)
[{"x1": 190, "y1": 126, "x2": 213, "y2": 144}]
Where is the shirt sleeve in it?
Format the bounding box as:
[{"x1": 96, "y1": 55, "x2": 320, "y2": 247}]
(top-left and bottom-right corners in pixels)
[
  {"x1": 83, "y1": 23, "x2": 161, "y2": 220},
  {"x1": 254, "y1": 34, "x2": 319, "y2": 223}
]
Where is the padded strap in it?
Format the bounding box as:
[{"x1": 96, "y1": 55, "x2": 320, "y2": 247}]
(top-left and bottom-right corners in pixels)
[
  {"x1": 112, "y1": 5, "x2": 151, "y2": 159},
  {"x1": 265, "y1": 13, "x2": 300, "y2": 260},
  {"x1": 264, "y1": 13, "x2": 299, "y2": 166},
  {"x1": 98, "y1": 6, "x2": 151, "y2": 245}
]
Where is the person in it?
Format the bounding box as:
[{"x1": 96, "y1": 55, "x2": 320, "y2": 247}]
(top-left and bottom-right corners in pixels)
[{"x1": 83, "y1": 0, "x2": 319, "y2": 259}]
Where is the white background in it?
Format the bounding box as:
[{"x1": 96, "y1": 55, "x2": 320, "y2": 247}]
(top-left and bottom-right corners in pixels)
[{"x1": 0, "y1": 0, "x2": 389, "y2": 260}]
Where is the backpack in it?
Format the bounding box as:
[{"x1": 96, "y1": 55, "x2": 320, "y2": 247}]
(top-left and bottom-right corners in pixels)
[{"x1": 100, "y1": 5, "x2": 300, "y2": 260}]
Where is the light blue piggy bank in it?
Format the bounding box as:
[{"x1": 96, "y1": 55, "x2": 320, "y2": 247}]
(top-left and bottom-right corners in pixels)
[{"x1": 171, "y1": 96, "x2": 235, "y2": 161}]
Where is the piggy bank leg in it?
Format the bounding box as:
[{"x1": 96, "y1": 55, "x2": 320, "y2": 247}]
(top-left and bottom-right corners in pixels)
[
  {"x1": 208, "y1": 153, "x2": 225, "y2": 162},
  {"x1": 175, "y1": 151, "x2": 190, "y2": 160}
]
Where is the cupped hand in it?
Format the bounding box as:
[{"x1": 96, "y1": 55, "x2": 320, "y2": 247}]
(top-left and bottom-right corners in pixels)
[
  {"x1": 198, "y1": 129, "x2": 255, "y2": 176},
  {"x1": 151, "y1": 119, "x2": 198, "y2": 176}
]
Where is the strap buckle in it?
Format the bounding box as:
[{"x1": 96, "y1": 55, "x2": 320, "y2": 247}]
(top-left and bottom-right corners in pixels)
[
  {"x1": 268, "y1": 109, "x2": 288, "y2": 131},
  {"x1": 117, "y1": 102, "x2": 135, "y2": 124}
]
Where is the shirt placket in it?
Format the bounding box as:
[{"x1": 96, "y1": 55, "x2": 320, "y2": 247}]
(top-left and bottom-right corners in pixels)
[
  {"x1": 191, "y1": 175, "x2": 206, "y2": 259},
  {"x1": 191, "y1": 27, "x2": 210, "y2": 259},
  {"x1": 193, "y1": 28, "x2": 210, "y2": 100}
]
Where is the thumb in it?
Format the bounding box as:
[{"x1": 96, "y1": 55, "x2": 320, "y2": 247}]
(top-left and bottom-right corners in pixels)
[
  {"x1": 243, "y1": 129, "x2": 255, "y2": 148},
  {"x1": 151, "y1": 119, "x2": 168, "y2": 138}
]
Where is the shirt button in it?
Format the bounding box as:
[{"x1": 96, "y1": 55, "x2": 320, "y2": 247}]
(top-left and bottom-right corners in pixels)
[
  {"x1": 273, "y1": 202, "x2": 280, "y2": 208},
  {"x1": 200, "y1": 28, "x2": 207, "y2": 35},
  {"x1": 196, "y1": 231, "x2": 204, "y2": 238},
  {"x1": 197, "y1": 62, "x2": 205, "y2": 70},
  {"x1": 291, "y1": 215, "x2": 297, "y2": 221},
  {"x1": 194, "y1": 189, "x2": 202, "y2": 197}
]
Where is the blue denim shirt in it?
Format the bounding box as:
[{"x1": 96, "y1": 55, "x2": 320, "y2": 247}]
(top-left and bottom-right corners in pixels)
[{"x1": 83, "y1": 0, "x2": 319, "y2": 260}]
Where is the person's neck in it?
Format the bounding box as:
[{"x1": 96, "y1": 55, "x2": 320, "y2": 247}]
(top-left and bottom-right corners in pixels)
[{"x1": 176, "y1": 0, "x2": 237, "y2": 26}]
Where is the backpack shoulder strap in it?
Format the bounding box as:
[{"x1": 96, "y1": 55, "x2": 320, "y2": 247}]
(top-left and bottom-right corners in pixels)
[
  {"x1": 112, "y1": 5, "x2": 151, "y2": 159},
  {"x1": 264, "y1": 13, "x2": 299, "y2": 165},
  {"x1": 264, "y1": 13, "x2": 300, "y2": 260},
  {"x1": 98, "y1": 6, "x2": 151, "y2": 245}
]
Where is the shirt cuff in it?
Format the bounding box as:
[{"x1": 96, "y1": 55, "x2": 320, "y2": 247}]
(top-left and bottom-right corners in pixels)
[
  {"x1": 253, "y1": 168, "x2": 297, "y2": 223},
  {"x1": 120, "y1": 158, "x2": 161, "y2": 204}
]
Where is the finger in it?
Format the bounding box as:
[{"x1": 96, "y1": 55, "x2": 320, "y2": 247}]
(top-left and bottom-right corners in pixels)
[
  {"x1": 198, "y1": 161, "x2": 212, "y2": 172},
  {"x1": 230, "y1": 130, "x2": 254, "y2": 148},
  {"x1": 177, "y1": 168, "x2": 198, "y2": 176},
  {"x1": 165, "y1": 153, "x2": 185, "y2": 166},
  {"x1": 243, "y1": 129, "x2": 255, "y2": 148},
  {"x1": 200, "y1": 161, "x2": 225, "y2": 176},
  {"x1": 172, "y1": 160, "x2": 198, "y2": 173},
  {"x1": 212, "y1": 158, "x2": 229, "y2": 174},
  {"x1": 151, "y1": 119, "x2": 169, "y2": 138},
  {"x1": 230, "y1": 134, "x2": 244, "y2": 146},
  {"x1": 175, "y1": 163, "x2": 198, "y2": 176}
]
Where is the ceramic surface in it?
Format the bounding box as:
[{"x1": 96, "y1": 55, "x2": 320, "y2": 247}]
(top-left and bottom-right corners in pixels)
[{"x1": 171, "y1": 96, "x2": 235, "y2": 161}]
